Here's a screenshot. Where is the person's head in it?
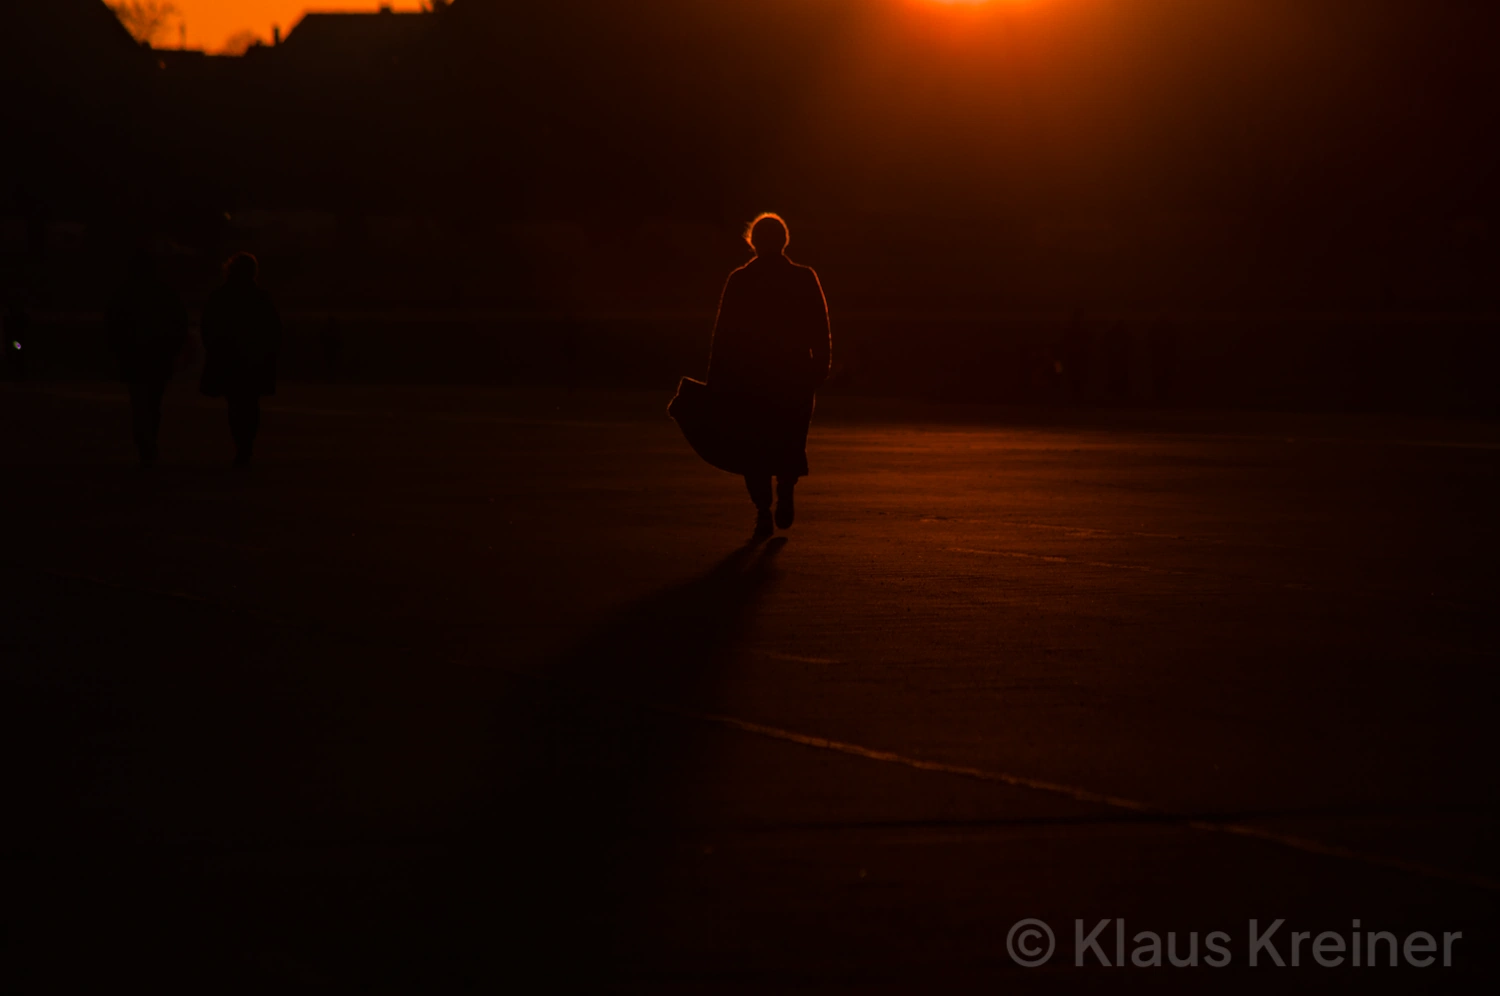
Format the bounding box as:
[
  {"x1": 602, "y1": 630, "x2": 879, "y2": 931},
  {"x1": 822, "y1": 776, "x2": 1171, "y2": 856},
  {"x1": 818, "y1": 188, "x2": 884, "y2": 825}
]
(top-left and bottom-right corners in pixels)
[
  {"x1": 225, "y1": 252, "x2": 259, "y2": 286},
  {"x1": 745, "y1": 212, "x2": 789, "y2": 258},
  {"x1": 126, "y1": 248, "x2": 155, "y2": 282}
]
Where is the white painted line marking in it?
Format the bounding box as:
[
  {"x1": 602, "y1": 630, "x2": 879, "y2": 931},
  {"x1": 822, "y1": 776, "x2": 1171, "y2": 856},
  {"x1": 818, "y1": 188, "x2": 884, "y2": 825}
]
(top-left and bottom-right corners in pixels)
[{"x1": 639, "y1": 699, "x2": 1500, "y2": 894}]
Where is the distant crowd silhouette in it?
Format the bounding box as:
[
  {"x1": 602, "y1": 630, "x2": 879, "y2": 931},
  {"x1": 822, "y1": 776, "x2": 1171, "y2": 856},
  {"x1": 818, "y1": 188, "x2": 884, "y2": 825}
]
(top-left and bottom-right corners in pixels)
[
  {"x1": 107, "y1": 251, "x2": 281, "y2": 468},
  {"x1": 670, "y1": 213, "x2": 831, "y2": 541}
]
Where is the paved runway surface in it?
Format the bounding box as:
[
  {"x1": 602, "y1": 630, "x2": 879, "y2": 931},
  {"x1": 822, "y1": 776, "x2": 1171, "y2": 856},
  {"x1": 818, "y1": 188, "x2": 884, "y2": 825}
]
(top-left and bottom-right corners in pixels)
[{"x1": 3, "y1": 384, "x2": 1498, "y2": 992}]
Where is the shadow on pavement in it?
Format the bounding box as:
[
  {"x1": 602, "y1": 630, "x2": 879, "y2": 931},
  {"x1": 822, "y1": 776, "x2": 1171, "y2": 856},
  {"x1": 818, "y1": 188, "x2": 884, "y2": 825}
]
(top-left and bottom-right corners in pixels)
[
  {"x1": 1, "y1": 540, "x2": 787, "y2": 990},
  {"x1": 260, "y1": 538, "x2": 788, "y2": 988},
  {"x1": 468, "y1": 538, "x2": 789, "y2": 984}
]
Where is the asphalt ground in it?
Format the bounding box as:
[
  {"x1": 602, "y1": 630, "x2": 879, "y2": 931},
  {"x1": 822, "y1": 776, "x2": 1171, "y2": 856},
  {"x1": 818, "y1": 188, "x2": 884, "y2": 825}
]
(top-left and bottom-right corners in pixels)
[{"x1": 3, "y1": 382, "x2": 1498, "y2": 992}]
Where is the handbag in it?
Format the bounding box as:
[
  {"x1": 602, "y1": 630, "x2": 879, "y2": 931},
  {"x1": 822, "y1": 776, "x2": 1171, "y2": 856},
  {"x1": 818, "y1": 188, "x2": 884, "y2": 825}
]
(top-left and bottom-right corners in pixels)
[{"x1": 668, "y1": 377, "x2": 759, "y2": 475}]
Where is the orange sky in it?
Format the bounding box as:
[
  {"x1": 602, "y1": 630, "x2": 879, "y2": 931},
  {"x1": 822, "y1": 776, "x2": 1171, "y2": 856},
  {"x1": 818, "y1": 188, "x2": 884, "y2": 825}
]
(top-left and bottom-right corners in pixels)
[
  {"x1": 157, "y1": 2, "x2": 424, "y2": 52},
  {"x1": 152, "y1": 2, "x2": 1010, "y2": 53}
]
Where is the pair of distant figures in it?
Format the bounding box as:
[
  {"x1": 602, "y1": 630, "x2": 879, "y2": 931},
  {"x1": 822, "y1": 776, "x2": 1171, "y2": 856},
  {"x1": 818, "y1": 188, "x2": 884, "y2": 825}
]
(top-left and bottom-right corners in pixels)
[{"x1": 108, "y1": 251, "x2": 280, "y2": 468}]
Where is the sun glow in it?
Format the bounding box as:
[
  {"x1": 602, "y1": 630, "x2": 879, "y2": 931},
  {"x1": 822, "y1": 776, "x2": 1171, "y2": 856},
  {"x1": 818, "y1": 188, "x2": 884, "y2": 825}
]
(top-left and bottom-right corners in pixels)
[{"x1": 913, "y1": 0, "x2": 1038, "y2": 22}]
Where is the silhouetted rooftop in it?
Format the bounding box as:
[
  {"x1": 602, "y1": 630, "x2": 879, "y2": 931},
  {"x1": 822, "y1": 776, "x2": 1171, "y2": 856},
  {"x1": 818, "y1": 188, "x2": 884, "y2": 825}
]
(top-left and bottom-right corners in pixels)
[
  {"x1": 2, "y1": 0, "x2": 149, "y2": 87},
  {"x1": 277, "y1": 7, "x2": 433, "y2": 74}
]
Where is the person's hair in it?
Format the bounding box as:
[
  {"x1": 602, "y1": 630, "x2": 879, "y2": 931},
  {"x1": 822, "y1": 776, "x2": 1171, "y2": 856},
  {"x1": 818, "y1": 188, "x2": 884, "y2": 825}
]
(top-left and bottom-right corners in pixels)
[
  {"x1": 225, "y1": 251, "x2": 259, "y2": 283},
  {"x1": 744, "y1": 212, "x2": 789, "y2": 255}
]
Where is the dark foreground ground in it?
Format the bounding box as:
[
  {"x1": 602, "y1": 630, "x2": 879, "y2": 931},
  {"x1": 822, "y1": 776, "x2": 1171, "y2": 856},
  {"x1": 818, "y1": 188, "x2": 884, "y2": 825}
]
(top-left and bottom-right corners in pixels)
[{"x1": 3, "y1": 383, "x2": 1498, "y2": 993}]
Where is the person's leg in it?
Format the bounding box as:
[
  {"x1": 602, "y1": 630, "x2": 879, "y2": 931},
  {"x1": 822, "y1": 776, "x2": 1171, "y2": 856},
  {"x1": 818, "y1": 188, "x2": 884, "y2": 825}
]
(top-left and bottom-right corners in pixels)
[
  {"x1": 775, "y1": 475, "x2": 798, "y2": 529},
  {"x1": 127, "y1": 382, "x2": 162, "y2": 466},
  {"x1": 247, "y1": 395, "x2": 261, "y2": 453},
  {"x1": 228, "y1": 394, "x2": 260, "y2": 465},
  {"x1": 744, "y1": 474, "x2": 772, "y2": 512},
  {"x1": 226, "y1": 395, "x2": 246, "y2": 464},
  {"x1": 744, "y1": 474, "x2": 773, "y2": 538},
  {"x1": 127, "y1": 382, "x2": 148, "y2": 464}
]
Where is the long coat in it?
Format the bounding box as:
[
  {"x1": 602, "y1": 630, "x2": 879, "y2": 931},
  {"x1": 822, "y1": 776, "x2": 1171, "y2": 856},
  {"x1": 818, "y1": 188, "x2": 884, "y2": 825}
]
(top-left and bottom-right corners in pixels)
[
  {"x1": 106, "y1": 276, "x2": 188, "y2": 384},
  {"x1": 697, "y1": 254, "x2": 830, "y2": 477},
  {"x1": 199, "y1": 281, "x2": 281, "y2": 398}
]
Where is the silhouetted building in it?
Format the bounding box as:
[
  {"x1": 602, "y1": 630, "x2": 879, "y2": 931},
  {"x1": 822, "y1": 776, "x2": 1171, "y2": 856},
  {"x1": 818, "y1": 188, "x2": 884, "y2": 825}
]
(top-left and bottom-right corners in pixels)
[
  {"x1": 1, "y1": 1, "x2": 152, "y2": 220},
  {"x1": 275, "y1": 6, "x2": 434, "y2": 79}
]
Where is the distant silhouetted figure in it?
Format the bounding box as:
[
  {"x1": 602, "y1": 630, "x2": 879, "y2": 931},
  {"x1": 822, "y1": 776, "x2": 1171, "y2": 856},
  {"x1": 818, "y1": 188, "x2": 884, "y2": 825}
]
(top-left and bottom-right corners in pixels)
[
  {"x1": 1148, "y1": 317, "x2": 1178, "y2": 404},
  {"x1": 4, "y1": 301, "x2": 31, "y2": 382},
  {"x1": 107, "y1": 251, "x2": 188, "y2": 466},
  {"x1": 1062, "y1": 309, "x2": 1095, "y2": 405},
  {"x1": 1105, "y1": 319, "x2": 1131, "y2": 404},
  {"x1": 670, "y1": 214, "x2": 830, "y2": 540},
  {"x1": 201, "y1": 253, "x2": 281, "y2": 467},
  {"x1": 319, "y1": 314, "x2": 344, "y2": 381}
]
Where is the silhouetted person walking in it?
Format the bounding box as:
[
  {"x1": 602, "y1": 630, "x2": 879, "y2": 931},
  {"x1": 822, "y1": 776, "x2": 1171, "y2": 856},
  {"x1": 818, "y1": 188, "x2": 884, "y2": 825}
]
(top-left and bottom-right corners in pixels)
[
  {"x1": 680, "y1": 213, "x2": 830, "y2": 539},
  {"x1": 201, "y1": 253, "x2": 280, "y2": 467},
  {"x1": 319, "y1": 314, "x2": 343, "y2": 381},
  {"x1": 107, "y1": 251, "x2": 188, "y2": 466},
  {"x1": 4, "y1": 300, "x2": 30, "y2": 382}
]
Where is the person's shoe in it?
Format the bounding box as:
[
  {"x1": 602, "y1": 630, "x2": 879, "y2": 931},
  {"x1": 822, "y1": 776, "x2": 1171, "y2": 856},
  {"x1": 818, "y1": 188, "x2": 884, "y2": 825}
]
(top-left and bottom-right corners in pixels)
[
  {"x1": 774, "y1": 489, "x2": 795, "y2": 530},
  {"x1": 233, "y1": 451, "x2": 252, "y2": 469},
  {"x1": 752, "y1": 509, "x2": 774, "y2": 542}
]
